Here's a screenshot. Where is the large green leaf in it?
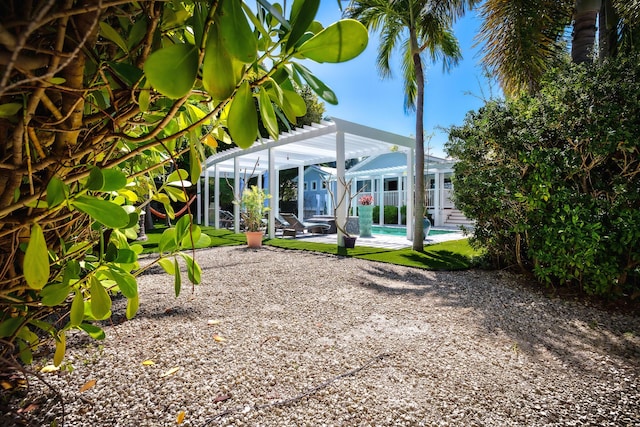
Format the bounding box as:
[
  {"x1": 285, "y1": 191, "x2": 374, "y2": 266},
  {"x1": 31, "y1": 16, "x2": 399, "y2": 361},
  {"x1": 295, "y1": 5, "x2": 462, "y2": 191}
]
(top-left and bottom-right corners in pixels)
[
  {"x1": 101, "y1": 169, "x2": 128, "y2": 191},
  {"x1": 286, "y1": 0, "x2": 320, "y2": 52},
  {"x1": 159, "y1": 228, "x2": 178, "y2": 253},
  {"x1": 108, "y1": 62, "x2": 144, "y2": 87},
  {"x1": 53, "y1": 332, "x2": 65, "y2": 366},
  {"x1": 85, "y1": 167, "x2": 104, "y2": 191},
  {"x1": 165, "y1": 185, "x2": 188, "y2": 202},
  {"x1": 297, "y1": 19, "x2": 368, "y2": 63},
  {"x1": 189, "y1": 144, "x2": 201, "y2": 185},
  {"x1": 202, "y1": 25, "x2": 242, "y2": 100},
  {"x1": 227, "y1": 81, "x2": 258, "y2": 148},
  {"x1": 258, "y1": 87, "x2": 279, "y2": 139},
  {"x1": 158, "y1": 257, "x2": 176, "y2": 275},
  {"x1": 79, "y1": 323, "x2": 106, "y2": 340},
  {"x1": 0, "y1": 317, "x2": 23, "y2": 338},
  {"x1": 114, "y1": 248, "x2": 137, "y2": 264},
  {"x1": 126, "y1": 294, "x2": 139, "y2": 319},
  {"x1": 107, "y1": 270, "x2": 137, "y2": 299},
  {"x1": 292, "y1": 62, "x2": 338, "y2": 105},
  {"x1": 72, "y1": 196, "x2": 129, "y2": 229},
  {"x1": 41, "y1": 282, "x2": 72, "y2": 306},
  {"x1": 100, "y1": 22, "x2": 128, "y2": 53},
  {"x1": 143, "y1": 43, "x2": 198, "y2": 99},
  {"x1": 280, "y1": 89, "x2": 307, "y2": 123},
  {"x1": 70, "y1": 290, "x2": 84, "y2": 328},
  {"x1": 174, "y1": 214, "x2": 192, "y2": 244},
  {"x1": 180, "y1": 253, "x2": 202, "y2": 285},
  {"x1": 174, "y1": 258, "x2": 181, "y2": 297},
  {"x1": 167, "y1": 169, "x2": 189, "y2": 184},
  {"x1": 0, "y1": 103, "x2": 22, "y2": 119},
  {"x1": 218, "y1": 0, "x2": 257, "y2": 63},
  {"x1": 46, "y1": 176, "x2": 67, "y2": 208},
  {"x1": 89, "y1": 276, "x2": 112, "y2": 319},
  {"x1": 24, "y1": 223, "x2": 50, "y2": 290}
]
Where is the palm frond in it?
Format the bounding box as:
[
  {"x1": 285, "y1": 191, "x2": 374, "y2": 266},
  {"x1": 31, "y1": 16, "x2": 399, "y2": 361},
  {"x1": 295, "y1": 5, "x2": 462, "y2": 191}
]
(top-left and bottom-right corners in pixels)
[{"x1": 477, "y1": 0, "x2": 573, "y2": 96}]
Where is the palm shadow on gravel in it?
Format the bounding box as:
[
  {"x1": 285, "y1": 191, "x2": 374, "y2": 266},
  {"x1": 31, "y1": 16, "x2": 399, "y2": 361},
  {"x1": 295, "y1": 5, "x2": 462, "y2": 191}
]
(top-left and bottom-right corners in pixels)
[{"x1": 357, "y1": 264, "x2": 640, "y2": 374}]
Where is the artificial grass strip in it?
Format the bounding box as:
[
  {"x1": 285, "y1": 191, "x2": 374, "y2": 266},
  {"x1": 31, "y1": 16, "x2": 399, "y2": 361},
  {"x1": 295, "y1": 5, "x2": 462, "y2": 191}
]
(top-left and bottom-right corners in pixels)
[
  {"x1": 266, "y1": 237, "x2": 482, "y2": 271},
  {"x1": 265, "y1": 238, "x2": 391, "y2": 257},
  {"x1": 140, "y1": 226, "x2": 245, "y2": 254},
  {"x1": 140, "y1": 224, "x2": 482, "y2": 271}
]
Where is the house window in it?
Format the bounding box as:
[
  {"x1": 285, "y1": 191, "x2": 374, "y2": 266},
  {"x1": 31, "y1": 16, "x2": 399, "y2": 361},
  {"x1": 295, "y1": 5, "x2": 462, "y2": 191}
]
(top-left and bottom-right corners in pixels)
[
  {"x1": 321, "y1": 181, "x2": 327, "y2": 189},
  {"x1": 311, "y1": 181, "x2": 318, "y2": 190},
  {"x1": 304, "y1": 182, "x2": 308, "y2": 190}
]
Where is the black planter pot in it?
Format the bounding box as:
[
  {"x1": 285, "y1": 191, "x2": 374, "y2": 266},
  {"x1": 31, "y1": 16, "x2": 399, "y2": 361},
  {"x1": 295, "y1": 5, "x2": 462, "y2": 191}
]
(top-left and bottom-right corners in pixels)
[{"x1": 343, "y1": 236, "x2": 357, "y2": 248}]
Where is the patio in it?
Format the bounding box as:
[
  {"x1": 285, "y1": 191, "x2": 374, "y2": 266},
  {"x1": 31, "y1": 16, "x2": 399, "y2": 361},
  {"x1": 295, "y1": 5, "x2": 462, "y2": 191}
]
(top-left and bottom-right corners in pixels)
[{"x1": 277, "y1": 227, "x2": 466, "y2": 250}]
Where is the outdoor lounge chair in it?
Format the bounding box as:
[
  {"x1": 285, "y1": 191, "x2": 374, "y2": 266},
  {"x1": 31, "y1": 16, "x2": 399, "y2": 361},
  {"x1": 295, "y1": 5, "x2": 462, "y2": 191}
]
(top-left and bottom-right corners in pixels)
[
  {"x1": 280, "y1": 213, "x2": 330, "y2": 236},
  {"x1": 275, "y1": 214, "x2": 297, "y2": 237},
  {"x1": 218, "y1": 210, "x2": 236, "y2": 229}
]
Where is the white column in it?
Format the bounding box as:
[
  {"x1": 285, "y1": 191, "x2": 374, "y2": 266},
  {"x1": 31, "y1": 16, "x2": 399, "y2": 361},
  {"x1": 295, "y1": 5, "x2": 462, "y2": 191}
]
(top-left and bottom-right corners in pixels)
[
  {"x1": 268, "y1": 148, "x2": 276, "y2": 238},
  {"x1": 196, "y1": 174, "x2": 202, "y2": 225},
  {"x1": 378, "y1": 174, "x2": 384, "y2": 225},
  {"x1": 203, "y1": 169, "x2": 210, "y2": 227},
  {"x1": 406, "y1": 149, "x2": 414, "y2": 240},
  {"x1": 297, "y1": 165, "x2": 304, "y2": 219},
  {"x1": 336, "y1": 131, "x2": 346, "y2": 246},
  {"x1": 214, "y1": 166, "x2": 220, "y2": 229},
  {"x1": 434, "y1": 171, "x2": 441, "y2": 227},
  {"x1": 396, "y1": 174, "x2": 402, "y2": 225},
  {"x1": 233, "y1": 157, "x2": 241, "y2": 233}
]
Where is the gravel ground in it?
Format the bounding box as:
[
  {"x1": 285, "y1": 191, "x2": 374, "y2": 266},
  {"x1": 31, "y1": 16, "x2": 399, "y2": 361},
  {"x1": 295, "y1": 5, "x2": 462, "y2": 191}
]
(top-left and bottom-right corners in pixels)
[{"x1": 4, "y1": 246, "x2": 640, "y2": 426}]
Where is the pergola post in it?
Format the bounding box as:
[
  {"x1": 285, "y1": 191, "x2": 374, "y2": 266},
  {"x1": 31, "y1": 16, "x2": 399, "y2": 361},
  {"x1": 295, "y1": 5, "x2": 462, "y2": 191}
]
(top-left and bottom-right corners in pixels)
[
  {"x1": 396, "y1": 173, "x2": 402, "y2": 225},
  {"x1": 406, "y1": 149, "x2": 414, "y2": 240},
  {"x1": 336, "y1": 131, "x2": 346, "y2": 246},
  {"x1": 233, "y1": 157, "x2": 240, "y2": 233},
  {"x1": 196, "y1": 175, "x2": 202, "y2": 225},
  {"x1": 214, "y1": 166, "x2": 220, "y2": 229},
  {"x1": 203, "y1": 169, "x2": 209, "y2": 227},
  {"x1": 268, "y1": 148, "x2": 276, "y2": 238},
  {"x1": 297, "y1": 165, "x2": 304, "y2": 219}
]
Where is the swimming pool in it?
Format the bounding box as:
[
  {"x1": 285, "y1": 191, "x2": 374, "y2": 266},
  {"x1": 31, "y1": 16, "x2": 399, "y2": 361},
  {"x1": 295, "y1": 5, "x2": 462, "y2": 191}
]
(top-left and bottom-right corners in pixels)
[{"x1": 370, "y1": 225, "x2": 458, "y2": 236}]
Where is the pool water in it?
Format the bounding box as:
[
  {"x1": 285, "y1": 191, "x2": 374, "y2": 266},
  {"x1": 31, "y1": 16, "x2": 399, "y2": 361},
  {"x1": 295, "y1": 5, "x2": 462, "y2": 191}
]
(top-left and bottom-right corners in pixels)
[{"x1": 370, "y1": 225, "x2": 457, "y2": 236}]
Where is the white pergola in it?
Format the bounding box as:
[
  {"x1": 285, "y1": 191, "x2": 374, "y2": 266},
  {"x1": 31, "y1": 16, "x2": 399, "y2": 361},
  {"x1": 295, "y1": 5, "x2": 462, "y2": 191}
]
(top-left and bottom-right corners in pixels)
[{"x1": 197, "y1": 117, "x2": 416, "y2": 244}]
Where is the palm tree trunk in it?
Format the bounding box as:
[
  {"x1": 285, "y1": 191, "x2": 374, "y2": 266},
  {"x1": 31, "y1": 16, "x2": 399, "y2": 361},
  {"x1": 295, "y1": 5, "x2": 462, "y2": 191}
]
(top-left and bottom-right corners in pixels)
[
  {"x1": 572, "y1": 0, "x2": 601, "y2": 63},
  {"x1": 411, "y1": 30, "x2": 425, "y2": 252}
]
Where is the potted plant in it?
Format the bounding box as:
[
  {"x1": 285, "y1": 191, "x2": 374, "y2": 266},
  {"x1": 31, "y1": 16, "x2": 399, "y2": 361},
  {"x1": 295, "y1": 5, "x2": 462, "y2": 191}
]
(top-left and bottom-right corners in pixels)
[
  {"x1": 326, "y1": 177, "x2": 366, "y2": 248},
  {"x1": 357, "y1": 194, "x2": 374, "y2": 238},
  {"x1": 235, "y1": 185, "x2": 270, "y2": 248}
]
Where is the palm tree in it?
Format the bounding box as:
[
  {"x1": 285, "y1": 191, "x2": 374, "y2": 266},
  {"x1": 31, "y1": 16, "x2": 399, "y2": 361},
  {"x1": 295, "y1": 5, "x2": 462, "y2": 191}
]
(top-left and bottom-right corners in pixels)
[
  {"x1": 346, "y1": 0, "x2": 476, "y2": 251},
  {"x1": 478, "y1": 0, "x2": 640, "y2": 96}
]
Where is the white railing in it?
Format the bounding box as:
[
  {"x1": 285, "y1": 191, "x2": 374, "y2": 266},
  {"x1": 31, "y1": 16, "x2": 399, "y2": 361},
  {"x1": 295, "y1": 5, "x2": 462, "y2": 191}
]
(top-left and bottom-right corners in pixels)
[
  {"x1": 426, "y1": 189, "x2": 435, "y2": 208},
  {"x1": 355, "y1": 189, "x2": 452, "y2": 209}
]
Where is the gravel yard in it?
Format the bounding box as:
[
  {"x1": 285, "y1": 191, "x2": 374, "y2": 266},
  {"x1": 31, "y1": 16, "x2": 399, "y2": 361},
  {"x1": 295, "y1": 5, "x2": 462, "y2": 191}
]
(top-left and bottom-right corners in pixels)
[{"x1": 5, "y1": 246, "x2": 640, "y2": 426}]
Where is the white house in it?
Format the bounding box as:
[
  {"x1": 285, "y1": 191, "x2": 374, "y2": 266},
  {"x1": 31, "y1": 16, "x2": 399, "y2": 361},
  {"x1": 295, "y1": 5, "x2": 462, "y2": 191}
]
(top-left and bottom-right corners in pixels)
[{"x1": 343, "y1": 151, "x2": 470, "y2": 227}]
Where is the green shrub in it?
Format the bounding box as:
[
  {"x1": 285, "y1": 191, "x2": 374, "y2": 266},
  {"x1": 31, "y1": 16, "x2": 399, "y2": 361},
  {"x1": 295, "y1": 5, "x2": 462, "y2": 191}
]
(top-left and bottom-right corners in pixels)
[
  {"x1": 447, "y1": 55, "x2": 640, "y2": 297},
  {"x1": 372, "y1": 205, "x2": 405, "y2": 224}
]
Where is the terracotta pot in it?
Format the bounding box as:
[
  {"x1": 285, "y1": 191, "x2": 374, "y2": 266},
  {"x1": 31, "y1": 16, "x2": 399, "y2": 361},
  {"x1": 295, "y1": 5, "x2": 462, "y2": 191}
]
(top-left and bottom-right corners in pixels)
[{"x1": 245, "y1": 231, "x2": 264, "y2": 248}]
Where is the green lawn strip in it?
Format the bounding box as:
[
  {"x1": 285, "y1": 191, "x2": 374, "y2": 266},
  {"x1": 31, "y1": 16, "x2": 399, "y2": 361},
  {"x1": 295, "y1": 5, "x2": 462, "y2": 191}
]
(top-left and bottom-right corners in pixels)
[
  {"x1": 140, "y1": 225, "x2": 481, "y2": 270},
  {"x1": 357, "y1": 239, "x2": 482, "y2": 270},
  {"x1": 139, "y1": 226, "x2": 245, "y2": 253},
  {"x1": 264, "y1": 237, "x2": 390, "y2": 257},
  {"x1": 266, "y1": 237, "x2": 482, "y2": 270}
]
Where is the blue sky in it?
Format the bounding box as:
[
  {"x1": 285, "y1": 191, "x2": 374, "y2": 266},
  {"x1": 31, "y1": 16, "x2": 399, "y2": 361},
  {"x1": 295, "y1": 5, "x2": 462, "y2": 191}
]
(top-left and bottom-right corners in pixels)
[{"x1": 304, "y1": 3, "x2": 499, "y2": 158}]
